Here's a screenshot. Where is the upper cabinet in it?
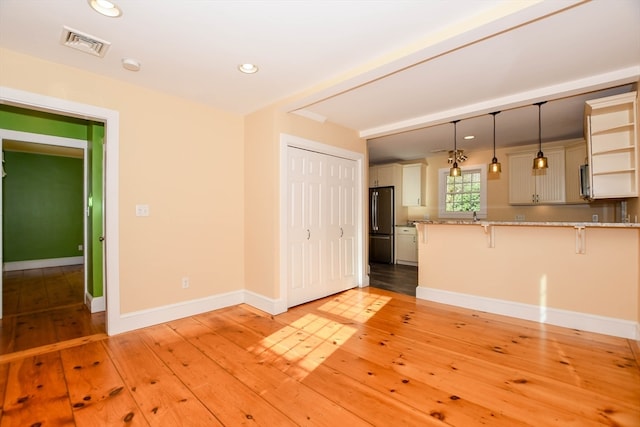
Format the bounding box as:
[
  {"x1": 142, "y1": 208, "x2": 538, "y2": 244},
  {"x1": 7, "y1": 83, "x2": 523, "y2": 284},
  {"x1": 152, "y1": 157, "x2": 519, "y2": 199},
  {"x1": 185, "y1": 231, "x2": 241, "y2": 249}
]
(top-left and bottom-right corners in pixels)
[
  {"x1": 508, "y1": 148, "x2": 566, "y2": 205},
  {"x1": 585, "y1": 91, "x2": 638, "y2": 199},
  {"x1": 564, "y1": 140, "x2": 589, "y2": 204},
  {"x1": 369, "y1": 163, "x2": 402, "y2": 188},
  {"x1": 402, "y1": 163, "x2": 427, "y2": 206}
]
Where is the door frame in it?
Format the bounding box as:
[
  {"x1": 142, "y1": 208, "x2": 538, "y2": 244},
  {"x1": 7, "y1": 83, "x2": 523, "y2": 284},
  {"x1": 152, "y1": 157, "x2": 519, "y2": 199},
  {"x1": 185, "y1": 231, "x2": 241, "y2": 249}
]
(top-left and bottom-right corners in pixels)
[
  {"x1": 0, "y1": 86, "x2": 121, "y2": 335},
  {"x1": 279, "y1": 133, "x2": 367, "y2": 310},
  {"x1": 0, "y1": 130, "x2": 87, "y2": 319}
]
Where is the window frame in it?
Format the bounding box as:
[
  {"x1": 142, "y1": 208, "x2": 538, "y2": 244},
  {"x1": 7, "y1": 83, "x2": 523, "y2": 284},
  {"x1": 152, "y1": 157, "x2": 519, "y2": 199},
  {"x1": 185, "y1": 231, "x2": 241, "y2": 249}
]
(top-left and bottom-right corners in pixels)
[{"x1": 438, "y1": 164, "x2": 488, "y2": 219}]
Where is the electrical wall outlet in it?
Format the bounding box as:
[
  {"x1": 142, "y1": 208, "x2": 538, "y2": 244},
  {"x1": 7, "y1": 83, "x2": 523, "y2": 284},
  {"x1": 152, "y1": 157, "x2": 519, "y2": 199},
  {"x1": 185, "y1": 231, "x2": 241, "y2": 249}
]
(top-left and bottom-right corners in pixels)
[
  {"x1": 515, "y1": 214, "x2": 525, "y2": 221},
  {"x1": 78, "y1": 244, "x2": 83, "y2": 251},
  {"x1": 181, "y1": 277, "x2": 190, "y2": 289},
  {"x1": 135, "y1": 204, "x2": 150, "y2": 217},
  {"x1": 592, "y1": 214, "x2": 599, "y2": 222}
]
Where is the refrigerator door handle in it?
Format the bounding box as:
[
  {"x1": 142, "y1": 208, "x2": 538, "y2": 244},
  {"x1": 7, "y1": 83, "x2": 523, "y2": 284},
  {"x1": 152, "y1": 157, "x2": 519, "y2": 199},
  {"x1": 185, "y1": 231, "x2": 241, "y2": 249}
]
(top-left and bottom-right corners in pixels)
[{"x1": 372, "y1": 191, "x2": 377, "y2": 231}]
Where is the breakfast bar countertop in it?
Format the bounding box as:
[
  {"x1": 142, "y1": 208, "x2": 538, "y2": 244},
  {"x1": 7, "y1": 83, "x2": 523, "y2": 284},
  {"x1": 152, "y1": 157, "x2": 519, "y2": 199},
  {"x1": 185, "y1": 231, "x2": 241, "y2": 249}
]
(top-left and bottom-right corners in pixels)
[{"x1": 411, "y1": 220, "x2": 640, "y2": 228}]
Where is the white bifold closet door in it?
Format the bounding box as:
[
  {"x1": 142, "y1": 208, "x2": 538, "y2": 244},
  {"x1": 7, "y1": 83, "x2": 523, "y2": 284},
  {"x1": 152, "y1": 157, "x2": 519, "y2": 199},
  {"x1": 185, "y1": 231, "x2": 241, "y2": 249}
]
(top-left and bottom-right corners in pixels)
[{"x1": 287, "y1": 146, "x2": 357, "y2": 307}]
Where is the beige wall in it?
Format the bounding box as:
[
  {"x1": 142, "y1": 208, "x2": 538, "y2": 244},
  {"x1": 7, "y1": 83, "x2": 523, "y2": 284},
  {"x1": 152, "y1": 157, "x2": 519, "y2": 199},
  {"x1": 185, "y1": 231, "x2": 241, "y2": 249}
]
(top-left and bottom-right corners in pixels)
[
  {"x1": 1, "y1": 48, "x2": 245, "y2": 313},
  {"x1": 244, "y1": 105, "x2": 366, "y2": 300},
  {"x1": 405, "y1": 142, "x2": 625, "y2": 223},
  {"x1": 417, "y1": 223, "x2": 639, "y2": 322}
]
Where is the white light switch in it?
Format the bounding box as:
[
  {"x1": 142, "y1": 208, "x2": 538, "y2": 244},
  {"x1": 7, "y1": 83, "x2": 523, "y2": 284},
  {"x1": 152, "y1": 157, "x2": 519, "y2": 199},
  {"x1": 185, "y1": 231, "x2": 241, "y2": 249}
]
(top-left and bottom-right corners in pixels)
[{"x1": 135, "y1": 204, "x2": 150, "y2": 217}]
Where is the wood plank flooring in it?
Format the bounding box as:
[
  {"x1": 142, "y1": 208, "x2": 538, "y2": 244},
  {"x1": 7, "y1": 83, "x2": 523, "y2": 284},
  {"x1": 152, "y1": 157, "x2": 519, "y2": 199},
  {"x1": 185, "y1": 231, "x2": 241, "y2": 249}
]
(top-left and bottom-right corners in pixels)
[
  {"x1": 0, "y1": 286, "x2": 638, "y2": 426},
  {"x1": 1, "y1": 266, "x2": 106, "y2": 356},
  {"x1": 369, "y1": 262, "x2": 417, "y2": 296}
]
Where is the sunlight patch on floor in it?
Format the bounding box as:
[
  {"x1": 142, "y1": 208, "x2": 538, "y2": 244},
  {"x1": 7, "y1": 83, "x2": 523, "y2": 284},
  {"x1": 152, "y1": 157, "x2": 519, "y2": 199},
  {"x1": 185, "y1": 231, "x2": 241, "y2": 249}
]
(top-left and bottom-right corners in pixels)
[
  {"x1": 249, "y1": 290, "x2": 392, "y2": 379},
  {"x1": 316, "y1": 289, "x2": 392, "y2": 322}
]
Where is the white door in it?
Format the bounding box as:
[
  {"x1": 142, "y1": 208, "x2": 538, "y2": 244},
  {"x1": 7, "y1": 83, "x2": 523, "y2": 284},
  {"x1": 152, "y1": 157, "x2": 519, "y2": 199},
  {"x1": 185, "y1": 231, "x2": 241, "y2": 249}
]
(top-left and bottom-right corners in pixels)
[
  {"x1": 287, "y1": 147, "x2": 357, "y2": 307},
  {"x1": 287, "y1": 147, "x2": 325, "y2": 306},
  {"x1": 327, "y1": 156, "x2": 357, "y2": 295}
]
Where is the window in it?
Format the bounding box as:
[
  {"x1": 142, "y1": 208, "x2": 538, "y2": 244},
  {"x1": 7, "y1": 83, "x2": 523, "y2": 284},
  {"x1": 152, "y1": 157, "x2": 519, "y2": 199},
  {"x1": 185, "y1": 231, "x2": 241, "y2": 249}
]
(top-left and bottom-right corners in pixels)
[{"x1": 438, "y1": 165, "x2": 487, "y2": 219}]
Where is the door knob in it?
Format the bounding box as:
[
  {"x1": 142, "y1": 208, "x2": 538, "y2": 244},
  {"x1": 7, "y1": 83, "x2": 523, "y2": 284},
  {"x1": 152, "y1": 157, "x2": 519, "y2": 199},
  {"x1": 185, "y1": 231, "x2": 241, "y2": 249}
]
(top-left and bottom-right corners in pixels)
[{"x1": 99, "y1": 236, "x2": 105, "y2": 242}]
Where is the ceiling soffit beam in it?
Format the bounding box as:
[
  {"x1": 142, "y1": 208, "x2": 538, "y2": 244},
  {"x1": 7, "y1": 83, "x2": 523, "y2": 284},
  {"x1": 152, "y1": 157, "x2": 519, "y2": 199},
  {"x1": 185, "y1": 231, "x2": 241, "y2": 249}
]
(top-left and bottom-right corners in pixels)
[
  {"x1": 281, "y1": 0, "x2": 586, "y2": 117},
  {"x1": 360, "y1": 66, "x2": 640, "y2": 139}
]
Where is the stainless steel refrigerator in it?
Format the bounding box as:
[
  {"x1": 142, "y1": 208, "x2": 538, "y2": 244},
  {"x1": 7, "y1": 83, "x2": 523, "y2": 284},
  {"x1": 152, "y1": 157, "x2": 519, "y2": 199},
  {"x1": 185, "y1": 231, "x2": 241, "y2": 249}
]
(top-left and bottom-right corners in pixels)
[{"x1": 369, "y1": 186, "x2": 394, "y2": 263}]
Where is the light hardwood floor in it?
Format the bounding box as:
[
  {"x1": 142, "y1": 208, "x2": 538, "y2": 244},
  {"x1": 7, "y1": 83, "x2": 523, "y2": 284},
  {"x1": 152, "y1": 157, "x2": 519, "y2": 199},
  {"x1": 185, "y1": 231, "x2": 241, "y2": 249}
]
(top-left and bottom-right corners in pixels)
[
  {"x1": 1, "y1": 266, "x2": 106, "y2": 355},
  {"x1": 0, "y1": 285, "x2": 638, "y2": 426}
]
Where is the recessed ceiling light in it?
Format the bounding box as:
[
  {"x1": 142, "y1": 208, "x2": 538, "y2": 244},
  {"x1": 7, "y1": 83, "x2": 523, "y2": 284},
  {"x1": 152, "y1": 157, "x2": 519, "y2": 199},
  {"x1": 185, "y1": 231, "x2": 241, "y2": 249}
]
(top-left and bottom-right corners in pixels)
[
  {"x1": 88, "y1": 0, "x2": 122, "y2": 17},
  {"x1": 464, "y1": 135, "x2": 475, "y2": 140},
  {"x1": 238, "y1": 63, "x2": 259, "y2": 74}
]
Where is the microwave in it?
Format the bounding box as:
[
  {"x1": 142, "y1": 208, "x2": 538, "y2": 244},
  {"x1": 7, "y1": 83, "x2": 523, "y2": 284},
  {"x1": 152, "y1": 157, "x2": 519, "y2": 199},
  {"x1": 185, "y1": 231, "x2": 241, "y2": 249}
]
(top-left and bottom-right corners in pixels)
[{"x1": 579, "y1": 164, "x2": 591, "y2": 200}]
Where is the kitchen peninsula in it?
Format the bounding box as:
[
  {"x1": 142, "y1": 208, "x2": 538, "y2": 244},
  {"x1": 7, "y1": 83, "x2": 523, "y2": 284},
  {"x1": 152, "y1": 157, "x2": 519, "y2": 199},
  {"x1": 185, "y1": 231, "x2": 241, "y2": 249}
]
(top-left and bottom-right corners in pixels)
[{"x1": 414, "y1": 220, "x2": 640, "y2": 339}]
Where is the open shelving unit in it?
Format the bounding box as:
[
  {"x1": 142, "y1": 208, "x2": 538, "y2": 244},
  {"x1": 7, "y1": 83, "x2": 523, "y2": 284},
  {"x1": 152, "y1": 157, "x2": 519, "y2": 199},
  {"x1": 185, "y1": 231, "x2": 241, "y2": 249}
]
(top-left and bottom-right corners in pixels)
[{"x1": 585, "y1": 91, "x2": 638, "y2": 199}]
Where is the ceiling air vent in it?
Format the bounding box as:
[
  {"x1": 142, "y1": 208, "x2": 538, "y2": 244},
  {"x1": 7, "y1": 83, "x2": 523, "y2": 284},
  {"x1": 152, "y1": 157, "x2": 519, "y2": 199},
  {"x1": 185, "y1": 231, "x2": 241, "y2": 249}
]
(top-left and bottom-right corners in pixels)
[{"x1": 60, "y1": 26, "x2": 111, "y2": 58}]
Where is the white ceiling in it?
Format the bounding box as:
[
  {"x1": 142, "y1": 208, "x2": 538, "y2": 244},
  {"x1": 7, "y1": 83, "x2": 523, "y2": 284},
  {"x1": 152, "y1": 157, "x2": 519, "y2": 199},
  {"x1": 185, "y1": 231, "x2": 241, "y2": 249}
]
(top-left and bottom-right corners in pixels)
[{"x1": 1, "y1": 0, "x2": 639, "y2": 164}]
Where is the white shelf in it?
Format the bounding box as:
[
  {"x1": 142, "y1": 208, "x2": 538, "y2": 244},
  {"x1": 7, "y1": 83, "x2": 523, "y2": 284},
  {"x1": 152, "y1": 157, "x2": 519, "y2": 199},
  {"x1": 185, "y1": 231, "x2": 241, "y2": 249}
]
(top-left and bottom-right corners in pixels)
[
  {"x1": 585, "y1": 91, "x2": 638, "y2": 199},
  {"x1": 591, "y1": 146, "x2": 634, "y2": 156},
  {"x1": 592, "y1": 168, "x2": 635, "y2": 176},
  {"x1": 590, "y1": 122, "x2": 634, "y2": 136}
]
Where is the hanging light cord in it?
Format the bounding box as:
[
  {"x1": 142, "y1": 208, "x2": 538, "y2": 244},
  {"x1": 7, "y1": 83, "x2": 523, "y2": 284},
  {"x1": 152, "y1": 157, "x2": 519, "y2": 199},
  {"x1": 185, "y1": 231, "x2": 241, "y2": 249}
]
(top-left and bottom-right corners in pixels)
[
  {"x1": 490, "y1": 111, "x2": 500, "y2": 160},
  {"x1": 534, "y1": 101, "x2": 547, "y2": 153},
  {"x1": 452, "y1": 120, "x2": 459, "y2": 156}
]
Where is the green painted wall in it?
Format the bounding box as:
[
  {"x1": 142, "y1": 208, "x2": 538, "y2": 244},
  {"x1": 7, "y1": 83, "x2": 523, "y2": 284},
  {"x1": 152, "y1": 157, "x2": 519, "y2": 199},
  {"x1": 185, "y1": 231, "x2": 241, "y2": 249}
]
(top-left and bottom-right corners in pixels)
[
  {"x1": 1, "y1": 105, "x2": 104, "y2": 297},
  {"x1": 0, "y1": 105, "x2": 88, "y2": 139},
  {"x1": 3, "y1": 151, "x2": 83, "y2": 261}
]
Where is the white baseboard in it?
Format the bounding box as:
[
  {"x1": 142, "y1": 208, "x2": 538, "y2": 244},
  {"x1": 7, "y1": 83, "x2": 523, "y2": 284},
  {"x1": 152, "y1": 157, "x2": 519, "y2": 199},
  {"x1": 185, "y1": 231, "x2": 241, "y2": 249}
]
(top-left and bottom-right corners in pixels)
[
  {"x1": 109, "y1": 290, "x2": 245, "y2": 335},
  {"x1": 416, "y1": 286, "x2": 639, "y2": 340},
  {"x1": 3, "y1": 256, "x2": 83, "y2": 271},
  {"x1": 85, "y1": 293, "x2": 105, "y2": 313},
  {"x1": 396, "y1": 260, "x2": 418, "y2": 267},
  {"x1": 244, "y1": 290, "x2": 287, "y2": 315}
]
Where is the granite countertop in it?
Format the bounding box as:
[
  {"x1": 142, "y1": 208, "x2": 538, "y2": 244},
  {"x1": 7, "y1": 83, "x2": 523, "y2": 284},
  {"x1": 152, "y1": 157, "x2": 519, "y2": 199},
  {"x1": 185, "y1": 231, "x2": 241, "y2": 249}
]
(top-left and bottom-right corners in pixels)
[{"x1": 412, "y1": 220, "x2": 640, "y2": 228}]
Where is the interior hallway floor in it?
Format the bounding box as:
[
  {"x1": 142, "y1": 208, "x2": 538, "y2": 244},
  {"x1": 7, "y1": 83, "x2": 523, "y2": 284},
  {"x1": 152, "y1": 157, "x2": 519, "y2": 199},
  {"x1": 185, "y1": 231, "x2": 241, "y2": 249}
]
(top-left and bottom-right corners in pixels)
[{"x1": 369, "y1": 262, "x2": 418, "y2": 297}]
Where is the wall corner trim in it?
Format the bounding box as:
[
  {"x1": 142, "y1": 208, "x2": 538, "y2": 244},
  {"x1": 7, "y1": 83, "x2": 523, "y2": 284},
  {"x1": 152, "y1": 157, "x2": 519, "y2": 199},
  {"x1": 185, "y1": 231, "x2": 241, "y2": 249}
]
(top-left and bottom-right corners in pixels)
[{"x1": 85, "y1": 293, "x2": 105, "y2": 313}]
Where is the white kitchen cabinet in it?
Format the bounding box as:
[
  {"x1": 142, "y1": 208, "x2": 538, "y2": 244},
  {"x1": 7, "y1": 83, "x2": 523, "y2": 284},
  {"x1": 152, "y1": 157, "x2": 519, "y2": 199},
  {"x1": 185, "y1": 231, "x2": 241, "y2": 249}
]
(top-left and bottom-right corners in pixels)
[
  {"x1": 369, "y1": 163, "x2": 401, "y2": 188},
  {"x1": 585, "y1": 91, "x2": 638, "y2": 199},
  {"x1": 402, "y1": 163, "x2": 427, "y2": 206},
  {"x1": 395, "y1": 226, "x2": 417, "y2": 265},
  {"x1": 564, "y1": 140, "x2": 589, "y2": 204},
  {"x1": 508, "y1": 148, "x2": 566, "y2": 205}
]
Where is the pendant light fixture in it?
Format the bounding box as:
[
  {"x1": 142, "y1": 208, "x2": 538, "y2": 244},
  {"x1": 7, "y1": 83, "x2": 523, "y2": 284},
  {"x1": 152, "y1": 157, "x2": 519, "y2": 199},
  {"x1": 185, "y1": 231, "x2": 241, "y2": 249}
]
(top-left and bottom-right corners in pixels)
[
  {"x1": 449, "y1": 120, "x2": 461, "y2": 177},
  {"x1": 489, "y1": 111, "x2": 501, "y2": 174},
  {"x1": 532, "y1": 101, "x2": 548, "y2": 170}
]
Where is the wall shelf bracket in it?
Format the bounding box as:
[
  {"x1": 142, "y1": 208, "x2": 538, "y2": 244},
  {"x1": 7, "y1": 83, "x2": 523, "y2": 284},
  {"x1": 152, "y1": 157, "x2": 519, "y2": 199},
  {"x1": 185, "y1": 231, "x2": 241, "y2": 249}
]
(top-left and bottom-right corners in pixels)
[
  {"x1": 574, "y1": 225, "x2": 586, "y2": 254},
  {"x1": 481, "y1": 223, "x2": 495, "y2": 248}
]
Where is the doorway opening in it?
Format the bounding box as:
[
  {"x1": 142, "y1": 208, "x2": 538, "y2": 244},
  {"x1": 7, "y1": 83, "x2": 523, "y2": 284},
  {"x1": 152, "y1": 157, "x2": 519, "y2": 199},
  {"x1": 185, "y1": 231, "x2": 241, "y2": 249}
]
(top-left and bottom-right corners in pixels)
[
  {"x1": 1, "y1": 85, "x2": 121, "y2": 344},
  {"x1": 1, "y1": 132, "x2": 105, "y2": 354}
]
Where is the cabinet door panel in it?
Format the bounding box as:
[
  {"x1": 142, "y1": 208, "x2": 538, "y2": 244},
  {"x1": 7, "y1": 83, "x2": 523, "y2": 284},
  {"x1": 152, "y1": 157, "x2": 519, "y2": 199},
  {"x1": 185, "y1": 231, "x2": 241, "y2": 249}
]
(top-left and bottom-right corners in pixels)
[
  {"x1": 402, "y1": 164, "x2": 425, "y2": 206},
  {"x1": 508, "y1": 153, "x2": 536, "y2": 204},
  {"x1": 537, "y1": 149, "x2": 566, "y2": 203},
  {"x1": 376, "y1": 165, "x2": 396, "y2": 187}
]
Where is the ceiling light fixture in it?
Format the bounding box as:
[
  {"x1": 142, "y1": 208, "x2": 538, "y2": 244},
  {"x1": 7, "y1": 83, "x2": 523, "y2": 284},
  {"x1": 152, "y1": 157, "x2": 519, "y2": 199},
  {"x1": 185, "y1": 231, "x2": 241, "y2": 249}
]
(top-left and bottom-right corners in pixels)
[
  {"x1": 532, "y1": 101, "x2": 548, "y2": 170},
  {"x1": 449, "y1": 120, "x2": 461, "y2": 177},
  {"x1": 122, "y1": 58, "x2": 141, "y2": 72},
  {"x1": 447, "y1": 149, "x2": 467, "y2": 164},
  {"x1": 464, "y1": 135, "x2": 475, "y2": 140},
  {"x1": 238, "y1": 63, "x2": 259, "y2": 74},
  {"x1": 88, "y1": 0, "x2": 122, "y2": 17},
  {"x1": 489, "y1": 111, "x2": 501, "y2": 174}
]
